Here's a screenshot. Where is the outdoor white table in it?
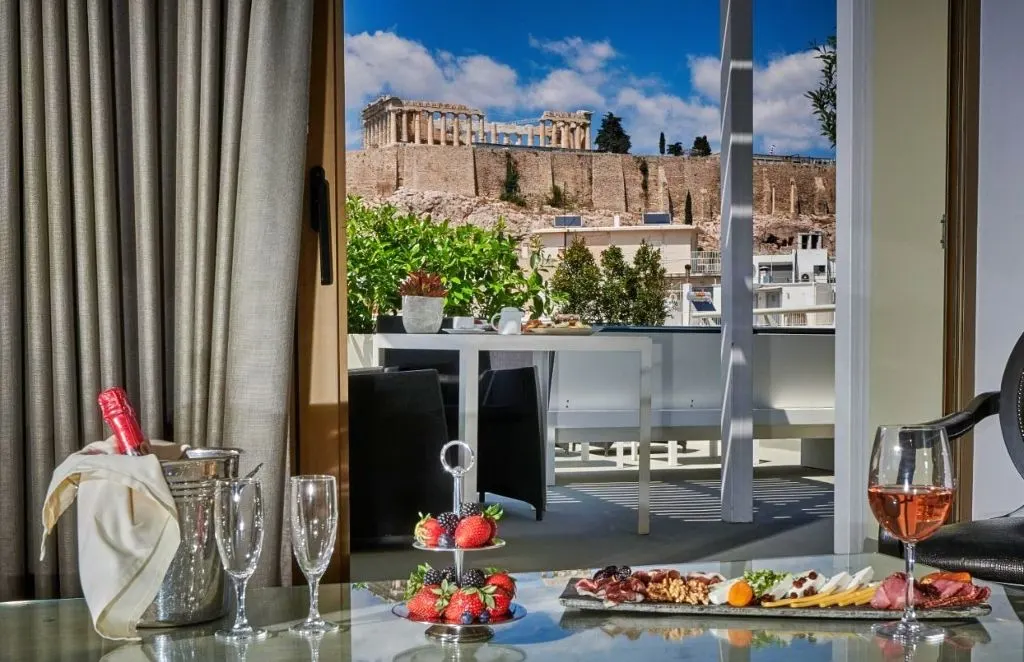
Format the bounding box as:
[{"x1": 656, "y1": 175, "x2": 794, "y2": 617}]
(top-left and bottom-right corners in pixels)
[{"x1": 373, "y1": 332, "x2": 655, "y2": 534}]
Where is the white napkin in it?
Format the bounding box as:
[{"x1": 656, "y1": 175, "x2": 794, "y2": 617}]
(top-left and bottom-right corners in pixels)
[{"x1": 40, "y1": 438, "x2": 187, "y2": 640}]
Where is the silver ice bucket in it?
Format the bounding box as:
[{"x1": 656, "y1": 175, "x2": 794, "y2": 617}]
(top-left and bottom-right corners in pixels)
[{"x1": 138, "y1": 448, "x2": 241, "y2": 627}]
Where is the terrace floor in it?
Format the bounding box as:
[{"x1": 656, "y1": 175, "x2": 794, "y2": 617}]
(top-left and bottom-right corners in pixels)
[{"x1": 352, "y1": 443, "x2": 835, "y2": 581}]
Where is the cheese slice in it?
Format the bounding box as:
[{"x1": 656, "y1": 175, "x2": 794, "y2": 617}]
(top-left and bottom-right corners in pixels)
[
  {"x1": 819, "y1": 572, "x2": 852, "y2": 595},
  {"x1": 847, "y1": 567, "x2": 874, "y2": 591}
]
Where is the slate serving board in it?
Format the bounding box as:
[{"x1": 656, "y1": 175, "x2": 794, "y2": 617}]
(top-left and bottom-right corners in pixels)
[{"x1": 557, "y1": 579, "x2": 991, "y2": 621}]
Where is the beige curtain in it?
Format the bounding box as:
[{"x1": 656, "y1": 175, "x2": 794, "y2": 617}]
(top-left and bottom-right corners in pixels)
[{"x1": 0, "y1": 0, "x2": 313, "y2": 601}]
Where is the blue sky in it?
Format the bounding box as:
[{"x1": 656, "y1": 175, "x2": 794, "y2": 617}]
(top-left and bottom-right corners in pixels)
[{"x1": 345, "y1": 0, "x2": 835, "y2": 156}]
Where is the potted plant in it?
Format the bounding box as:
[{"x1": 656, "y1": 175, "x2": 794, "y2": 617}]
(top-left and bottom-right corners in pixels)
[{"x1": 399, "y1": 270, "x2": 447, "y2": 334}]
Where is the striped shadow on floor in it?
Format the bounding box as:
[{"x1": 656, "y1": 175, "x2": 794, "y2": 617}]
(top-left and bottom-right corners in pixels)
[{"x1": 554, "y1": 477, "x2": 834, "y2": 523}]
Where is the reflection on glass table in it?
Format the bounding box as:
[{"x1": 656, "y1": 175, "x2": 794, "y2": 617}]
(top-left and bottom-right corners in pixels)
[{"x1": 0, "y1": 554, "x2": 1022, "y2": 661}]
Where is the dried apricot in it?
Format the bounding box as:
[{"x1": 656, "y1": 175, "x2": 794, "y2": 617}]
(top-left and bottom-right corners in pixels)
[{"x1": 727, "y1": 580, "x2": 755, "y2": 607}]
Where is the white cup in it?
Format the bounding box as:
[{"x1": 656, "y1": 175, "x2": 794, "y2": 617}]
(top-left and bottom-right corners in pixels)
[
  {"x1": 452, "y1": 316, "x2": 476, "y2": 330},
  {"x1": 489, "y1": 307, "x2": 524, "y2": 335}
]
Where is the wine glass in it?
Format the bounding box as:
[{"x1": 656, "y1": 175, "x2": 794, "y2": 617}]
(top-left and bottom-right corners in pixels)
[
  {"x1": 289, "y1": 475, "x2": 340, "y2": 635},
  {"x1": 214, "y1": 478, "x2": 268, "y2": 642},
  {"x1": 868, "y1": 425, "x2": 954, "y2": 643}
]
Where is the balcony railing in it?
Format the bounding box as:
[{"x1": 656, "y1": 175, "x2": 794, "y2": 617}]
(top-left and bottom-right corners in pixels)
[{"x1": 689, "y1": 251, "x2": 722, "y2": 276}]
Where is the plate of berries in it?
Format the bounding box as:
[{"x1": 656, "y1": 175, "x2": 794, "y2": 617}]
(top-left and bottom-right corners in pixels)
[
  {"x1": 395, "y1": 564, "x2": 526, "y2": 643},
  {"x1": 413, "y1": 503, "x2": 506, "y2": 551}
]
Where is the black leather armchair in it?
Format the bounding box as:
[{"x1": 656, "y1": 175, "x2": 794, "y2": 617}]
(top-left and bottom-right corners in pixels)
[
  {"x1": 477, "y1": 366, "x2": 546, "y2": 520},
  {"x1": 880, "y1": 331, "x2": 1024, "y2": 584},
  {"x1": 376, "y1": 315, "x2": 490, "y2": 439},
  {"x1": 349, "y1": 369, "x2": 452, "y2": 547}
]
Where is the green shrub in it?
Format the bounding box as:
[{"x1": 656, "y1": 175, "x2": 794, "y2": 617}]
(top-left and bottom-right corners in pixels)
[
  {"x1": 546, "y1": 183, "x2": 571, "y2": 209},
  {"x1": 597, "y1": 245, "x2": 635, "y2": 324},
  {"x1": 499, "y1": 152, "x2": 527, "y2": 207},
  {"x1": 630, "y1": 240, "x2": 669, "y2": 326},
  {"x1": 549, "y1": 239, "x2": 669, "y2": 326},
  {"x1": 550, "y1": 236, "x2": 600, "y2": 322},
  {"x1": 345, "y1": 197, "x2": 549, "y2": 332}
]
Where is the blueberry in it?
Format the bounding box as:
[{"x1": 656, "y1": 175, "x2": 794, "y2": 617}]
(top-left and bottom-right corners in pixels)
[
  {"x1": 460, "y1": 612, "x2": 473, "y2": 625},
  {"x1": 438, "y1": 533, "x2": 454, "y2": 548},
  {"x1": 478, "y1": 612, "x2": 490, "y2": 623}
]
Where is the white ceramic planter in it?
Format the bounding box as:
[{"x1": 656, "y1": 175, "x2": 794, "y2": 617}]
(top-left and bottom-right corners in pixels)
[{"x1": 401, "y1": 295, "x2": 444, "y2": 334}]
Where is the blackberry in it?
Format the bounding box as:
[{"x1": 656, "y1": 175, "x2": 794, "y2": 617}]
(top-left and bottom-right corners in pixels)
[
  {"x1": 437, "y1": 512, "x2": 460, "y2": 534},
  {"x1": 615, "y1": 566, "x2": 632, "y2": 581},
  {"x1": 459, "y1": 502, "x2": 482, "y2": 518},
  {"x1": 423, "y1": 566, "x2": 445, "y2": 586},
  {"x1": 437, "y1": 533, "x2": 454, "y2": 548},
  {"x1": 441, "y1": 566, "x2": 458, "y2": 584},
  {"x1": 459, "y1": 568, "x2": 486, "y2": 589}
]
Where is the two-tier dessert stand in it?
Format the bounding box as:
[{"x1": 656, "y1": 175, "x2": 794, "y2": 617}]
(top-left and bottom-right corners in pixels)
[{"x1": 392, "y1": 441, "x2": 526, "y2": 644}]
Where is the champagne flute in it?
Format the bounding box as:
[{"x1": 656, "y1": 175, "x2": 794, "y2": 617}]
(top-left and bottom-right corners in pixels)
[
  {"x1": 214, "y1": 478, "x2": 268, "y2": 642},
  {"x1": 867, "y1": 425, "x2": 954, "y2": 643},
  {"x1": 290, "y1": 475, "x2": 340, "y2": 635}
]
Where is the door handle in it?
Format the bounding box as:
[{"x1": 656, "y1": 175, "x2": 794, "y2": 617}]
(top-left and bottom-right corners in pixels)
[{"x1": 309, "y1": 165, "x2": 333, "y2": 286}]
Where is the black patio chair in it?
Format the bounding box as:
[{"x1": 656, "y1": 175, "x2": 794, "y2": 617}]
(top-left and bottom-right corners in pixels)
[
  {"x1": 879, "y1": 330, "x2": 1024, "y2": 584},
  {"x1": 348, "y1": 368, "x2": 451, "y2": 547},
  {"x1": 376, "y1": 314, "x2": 491, "y2": 439},
  {"x1": 477, "y1": 366, "x2": 546, "y2": 520}
]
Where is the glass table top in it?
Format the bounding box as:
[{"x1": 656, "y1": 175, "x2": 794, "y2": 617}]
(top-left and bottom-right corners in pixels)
[{"x1": 2, "y1": 554, "x2": 1022, "y2": 661}]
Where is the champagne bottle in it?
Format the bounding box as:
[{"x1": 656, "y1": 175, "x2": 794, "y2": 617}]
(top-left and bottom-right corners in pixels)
[{"x1": 97, "y1": 387, "x2": 151, "y2": 455}]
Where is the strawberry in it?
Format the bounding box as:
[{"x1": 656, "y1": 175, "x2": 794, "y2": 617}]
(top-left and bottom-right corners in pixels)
[
  {"x1": 483, "y1": 504, "x2": 504, "y2": 543},
  {"x1": 486, "y1": 589, "x2": 512, "y2": 619},
  {"x1": 406, "y1": 581, "x2": 454, "y2": 621},
  {"x1": 484, "y1": 569, "x2": 516, "y2": 598},
  {"x1": 443, "y1": 587, "x2": 495, "y2": 623},
  {"x1": 414, "y1": 513, "x2": 444, "y2": 547},
  {"x1": 454, "y1": 515, "x2": 492, "y2": 548}
]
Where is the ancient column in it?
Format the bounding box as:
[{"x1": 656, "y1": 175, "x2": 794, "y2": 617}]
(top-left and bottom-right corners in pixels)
[
  {"x1": 414, "y1": 111, "x2": 421, "y2": 144},
  {"x1": 502, "y1": 133, "x2": 510, "y2": 145},
  {"x1": 789, "y1": 178, "x2": 797, "y2": 215},
  {"x1": 468, "y1": 116, "x2": 474, "y2": 144},
  {"x1": 362, "y1": 120, "x2": 368, "y2": 148},
  {"x1": 526, "y1": 125, "x2": 533, "y2": 147},
  {"x1": 561, "y1": 122, "x2": 570, "y2": 148},
  {"x1": 453, "y1": 114, "x2": 461, "y2": 146},
  {"x1": 489, "y1": 123, "x2": 497, "y2": 144},
  {"x1": 584, "y1": 124, "x2": 591, "y2": 150},
  {"x1": 440, "y1": 113, "x2": 448, "y2": 146},
  {"x1": 478, "y1": 115, "x2": 485, "y2": 143}
]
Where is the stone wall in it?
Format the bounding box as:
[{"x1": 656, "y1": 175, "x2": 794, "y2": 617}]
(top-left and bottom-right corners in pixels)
[{"x1": 346, "y1": 144, "x2": 836, "y2": 221}]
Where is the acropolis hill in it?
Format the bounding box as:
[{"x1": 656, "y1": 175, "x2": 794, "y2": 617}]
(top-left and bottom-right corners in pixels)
[{"x1": 348, "y1": 97, "x2": 836, "y2": 253}]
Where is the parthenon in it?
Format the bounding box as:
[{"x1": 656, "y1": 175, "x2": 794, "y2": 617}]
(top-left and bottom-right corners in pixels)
[{"x1": 361, "y1": 96, "x2": 593, "y2": 150}]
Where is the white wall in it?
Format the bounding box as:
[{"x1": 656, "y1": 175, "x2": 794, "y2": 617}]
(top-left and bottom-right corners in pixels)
[
  {"x1": 835, "y1": 0, "x2": 948, "y2": 553},
  {"x1": 972, "y1": 1, "x2": 1024, "y2": 519}
]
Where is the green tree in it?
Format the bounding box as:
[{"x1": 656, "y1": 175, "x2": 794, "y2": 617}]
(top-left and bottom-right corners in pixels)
[
  {"x1": 658, "y1": 132, "x2": 666, "y2": 155},
  {"x1": 345, "y1": 197, "x2": 547, "y2": 332},
  {"x1": 597, "y1": 245, "x2": 635, "y2": 324},
  {"x1": 667, "y1": 142, "x2": 684, "y2": 156},
  {"x1": 630, "y1": 240, "x2": 669, "y2": 326},
  {"x1": 595, "y1": 112, "x2": 632, "y2": 154},
  {"x1": 691, "y1": 135, "x2": 712, "y2": 157},
  {"x1": 806, "y1": 35, "x2": 837, "y2": 148},
  {"x1": 684, "y1": 191, "x2": 693, "y2": 225},
  {"x1": 551, "y1": 236, "x2": 601, "y2": 321}
]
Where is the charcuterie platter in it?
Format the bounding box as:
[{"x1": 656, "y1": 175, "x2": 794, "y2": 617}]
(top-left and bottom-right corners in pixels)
[{"x1": 558, "y1": 565, "x2": 991, "y2": 621}]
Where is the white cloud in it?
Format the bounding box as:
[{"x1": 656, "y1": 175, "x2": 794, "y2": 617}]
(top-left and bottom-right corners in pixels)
[
  {"x1": 527, "y1": 35, "x2": 617, "y2": 73},
  {"x1": 343, "y1": 31, "x2": 830, "y2": 154},
  {"x1": 528, "y1": 69, "x2": 605, "y2": 109}
]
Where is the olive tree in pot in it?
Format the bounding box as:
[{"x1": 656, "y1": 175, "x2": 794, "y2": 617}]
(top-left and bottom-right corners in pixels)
[{"x1": 399, "y1": 271, "x2": 447, "y2": 334}]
